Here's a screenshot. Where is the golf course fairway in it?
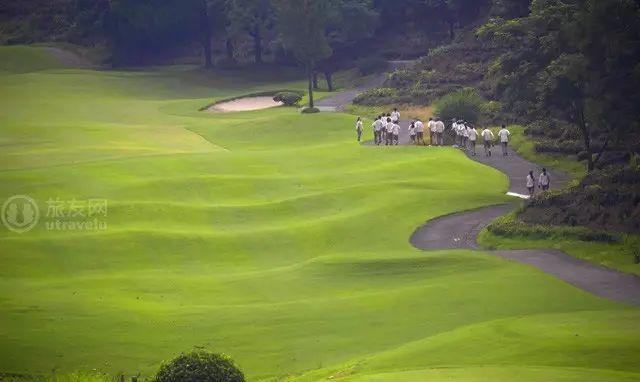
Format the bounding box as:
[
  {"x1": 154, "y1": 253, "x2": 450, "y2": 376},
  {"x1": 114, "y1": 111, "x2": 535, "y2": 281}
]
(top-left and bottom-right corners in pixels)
[{"x1": 0, "y1": 46, "x2": 639, "y2": 382}]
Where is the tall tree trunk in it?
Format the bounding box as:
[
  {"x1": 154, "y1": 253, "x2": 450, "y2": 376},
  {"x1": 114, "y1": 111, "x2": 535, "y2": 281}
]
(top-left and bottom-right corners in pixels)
[
  {"x1": 312, "y1": 71, "x2": 319, "y2": 90},
  {"x1": 253, "y1": 29, "x2": 263, "y2": 64},
  {"x1": 307, "y1": 62, "x2": 315, "y2": 108},
  {"x1": 324, "y1": 71, "x2": 334, "y2": 92},
  {"x1": 575, "y1": 102, "x2": 594, "y2": 172},
  {"x1": 200, "y1": 1, "x2": 212, "y2": 68},
  {"x1": 448, "y1": 21, "x2": 455, "y2": 40},
  {"x1": 226, "y1": 38, "x2": 235, "y2": 60}
]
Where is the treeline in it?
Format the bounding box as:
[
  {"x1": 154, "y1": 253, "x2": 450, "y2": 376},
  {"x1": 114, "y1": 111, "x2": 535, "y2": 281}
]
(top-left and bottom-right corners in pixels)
[
  {"x1": 478, "y1": 0, "x2": 640, "y2": 171},
  {"x1": 0, "y1": 0, "x2": 497, "y2": 66}
]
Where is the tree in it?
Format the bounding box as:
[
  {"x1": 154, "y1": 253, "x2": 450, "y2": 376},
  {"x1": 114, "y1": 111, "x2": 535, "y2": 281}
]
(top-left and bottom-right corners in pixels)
[
  {"x1": 319, "y1": 0, "x2": 379, "y2": 91},
  {"x1": 479, "y1": 0, "x2": 640, "y2": 172},
  {"x1": 227, "y1": 0, "x2": 275, "y2": 64},
  {"x1": 276, "y1": 0, "x2": 335, "y2": 107}
]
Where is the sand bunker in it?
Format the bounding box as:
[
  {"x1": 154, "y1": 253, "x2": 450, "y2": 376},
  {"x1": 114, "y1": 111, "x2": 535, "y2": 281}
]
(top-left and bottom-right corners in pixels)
[{"x1": 207, "y1": 96, "x2": 283, "y2": 112}]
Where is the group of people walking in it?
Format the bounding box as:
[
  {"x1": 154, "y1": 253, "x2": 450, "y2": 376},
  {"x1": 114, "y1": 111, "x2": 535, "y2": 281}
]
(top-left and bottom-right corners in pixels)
[
  {"x1": 526, "y1": 168, "x2": 552, "y2": 197},
  {"x1": 355, "y1": 112, "x2": 549, "y2": 196},
  {"x1": 452, "y1": 121, "x2": 512, "y2": 157},
  {"x1": 356, "y1": 113, "x2": 513, "y2": 157},
  {"x1": 363, "y1": 108, "x2": 404, "y2": 145}
]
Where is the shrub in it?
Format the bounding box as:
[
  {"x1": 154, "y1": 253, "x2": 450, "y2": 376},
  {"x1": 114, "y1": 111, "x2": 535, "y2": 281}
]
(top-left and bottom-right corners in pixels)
[
  {"x1": 273, "y1": 91, "x2": 302, "y2": 106},
  {"x1": 154, "y1": 350, "x2": 245, "y2": 382},
  {"x1": 301, "y1": 107, "x2": 320, "y2": 114},
  {"x1": 433, "y1": 88, "x2": 486, "y2": 124},
  {"x1": 487, "y1": 215, "x2": 618, "y2": 243},
  {"x1": 353, "y1": 87, "x2": 398, "y2": 105},
  {"x1": 357, "y1": 57, "x2": 389, "y2": 75},
  {"x1": 385, "y1": 69, "x2": 416, "y2": 89}
]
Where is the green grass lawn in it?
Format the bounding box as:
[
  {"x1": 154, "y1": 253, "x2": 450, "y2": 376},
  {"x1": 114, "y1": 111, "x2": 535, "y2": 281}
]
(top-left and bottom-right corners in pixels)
[{"x1": 0, "y1": 46, "x2": 639, "y2": 382}]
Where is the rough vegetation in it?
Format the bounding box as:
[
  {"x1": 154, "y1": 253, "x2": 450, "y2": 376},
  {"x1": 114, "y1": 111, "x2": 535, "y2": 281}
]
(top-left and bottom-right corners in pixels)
[
  {"x1": 273, "y1": 91, "x2": 302, "y2": 106},
  {"x1": 154, "y1": 351, "x2": 245, "y2": 382},
  {"x1": 520, "y1": 165, "x2": 640, "y2": 233}
]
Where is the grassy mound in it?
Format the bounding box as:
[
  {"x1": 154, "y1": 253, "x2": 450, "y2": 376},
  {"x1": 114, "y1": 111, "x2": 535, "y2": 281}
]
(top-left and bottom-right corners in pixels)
[{"x1": 1, "y1": 47, "x2": 639, "y2": 382}]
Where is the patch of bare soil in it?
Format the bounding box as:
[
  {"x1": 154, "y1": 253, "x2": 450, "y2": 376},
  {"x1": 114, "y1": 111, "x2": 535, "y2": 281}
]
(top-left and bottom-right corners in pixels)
[{"x1": 206, "y1": 97, "x2": 283, "y2": 112}]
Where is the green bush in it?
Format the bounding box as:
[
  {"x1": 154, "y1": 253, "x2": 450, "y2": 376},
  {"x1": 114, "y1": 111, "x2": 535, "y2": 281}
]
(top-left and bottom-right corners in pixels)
[
  {"x1": 433, "y1": 88, "x2": 486, "y2": 124},
  {"x1": 385, "y1": 69, "x2": 415, "y2": 89},
  {"x1": 154, "y1": 350, "x2": 245, "y2": 382},
  {"x1": 301, "y1": 107, "x2": 320, "y2": 114},
  {"x1": 273, "y1": 91, "x2": 302, "y2": 106},
  {"x1": 487, "y1": 215, "x2": 619, "y2": 243},
  {"x1": 357, "y1": 57, "x2": 389, "y2": 75},
  {"x1": 353, "y1": 87, "x2": 398, "y2": 105}
]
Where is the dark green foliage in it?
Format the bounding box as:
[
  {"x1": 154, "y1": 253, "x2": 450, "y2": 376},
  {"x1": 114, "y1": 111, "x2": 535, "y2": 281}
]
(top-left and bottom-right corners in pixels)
[
  {"x1": 154, "y1": 350, "x2": 245, "y2": 382},
  {"x1": 356, "y1": 57, "x2": 388, "y2": 75},
  {"x1": 478, "y1": 0, "x2": 640, "y2": 172},
  {"x1": 434, "y1": 88, "x2": 486, "y2": 124},
  {"x1": 518, "y1": 165, "x2": 640, "y2": 233},
  {"x1": 487, "y1": 214, "x2": 619, "y2": 243},
  {"x1": 353, "y1": 87, "x2": 398, "y2": 105},
  {"x1": 273, "y1": 91, "x2": 302, "y2": 106}
]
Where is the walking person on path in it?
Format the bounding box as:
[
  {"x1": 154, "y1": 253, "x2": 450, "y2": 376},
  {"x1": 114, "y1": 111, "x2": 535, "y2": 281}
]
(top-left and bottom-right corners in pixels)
[
  {"x1": 481, "y1": 127, "x2": 494, "y2": 157},
  {"x1": 461, "y1": 122, "x2": 469, "y2": 151},
  {"x1": 355, "y1": 117, "x2": 363, "y2": 142},
  {"x1": 498, "y1": 124, "x2": 511, "y2": 156},
  {"x1": 428, "y1": 118, "x2": 436, "y2": 146},
  {"x1": 415, "y1": 119, "x2": 425, "y2": 145},
  {"x1": 435, "y1": 118, "x2": 445, "y2": 146},
  {"x1": 409, "y1": 122, "x2": 416, "y2": 144},
  {"x1": 391, "y1": 108, "x2": 400, "y2": 124},
  {"x1": 373, "y1": 116, "x2": 382, "y2": 145},
  {"x1": 385, "y1": 117, "x2": 394, "y2": 146},
  {"x1": 381, "y1": 115, "x2": 388, "y2": 144},
  {"x1": 392, "y1": 121, "x2": 400, "y2": 145},
  {"x1": 539, "y1": 168, "x2": 551, "y2": 191},
  {"x1": 467, "y1": 125, "x2": 478, "y2": 156},
  {"x1": 526, "y1": 170, "x2": 536, "y2": 198}
]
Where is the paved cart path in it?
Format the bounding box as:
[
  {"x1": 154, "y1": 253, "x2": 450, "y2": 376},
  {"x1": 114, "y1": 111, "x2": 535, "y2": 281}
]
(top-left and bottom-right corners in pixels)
[{"x1": 320, "y1": 62, "x2": 640, "y2": 305}]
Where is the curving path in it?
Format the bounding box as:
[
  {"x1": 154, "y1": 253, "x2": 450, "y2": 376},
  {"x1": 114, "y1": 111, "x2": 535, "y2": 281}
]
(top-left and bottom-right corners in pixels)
[
  {"x1": 320, "y1": 63, "x2": 640, "y2": 305},
  {"x1": 410, "y1": 148, "x2": 640, "y2": 306}
]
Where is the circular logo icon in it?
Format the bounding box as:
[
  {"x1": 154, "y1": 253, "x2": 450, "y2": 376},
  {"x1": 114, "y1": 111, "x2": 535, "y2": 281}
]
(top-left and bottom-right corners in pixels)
[{"x1": 1, "y1": 195, "x2": 39, "y2": 233}]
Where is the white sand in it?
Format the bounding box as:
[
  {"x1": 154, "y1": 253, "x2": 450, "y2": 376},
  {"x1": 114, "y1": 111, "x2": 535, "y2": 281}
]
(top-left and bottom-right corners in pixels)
[{"x1": 207, "y1": 96, "x2": 283, "y2": 112}]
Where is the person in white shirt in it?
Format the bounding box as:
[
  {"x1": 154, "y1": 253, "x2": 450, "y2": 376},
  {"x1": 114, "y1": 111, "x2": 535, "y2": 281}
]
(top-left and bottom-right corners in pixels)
[
  {"x1": 372, "y1": 116, "x2": 383, "y2": 145},
  {"x1": 461, "y1": 122, "x2": 469, "y2": 150},
  {"x1": 409, "y1": 122, "x2": 416, "y2": 144},
  {"x1": 428, "y1": 118, "x2": 436, "y2": 145},
  {"x1": 415, "y1": 119, "x2": 425, "y2": 145},
  {"x1": 381, "y1": 116, "x2": 388, "y2": 143},
  {"x1": 538, "y1": 168, "x2": 551, "y2": 191},
  {"x1": 526, "y1": 170, "x2": 535, "y2": 197},
  {"x1": 457, "y1": 120, "x2": 466, "y2": 147},
  {"x1": 467, "y1": 125, "x2": 478, "y2": 156},
  {"x1": 452, "y1": 119, "x2": 460, "y2": 146},
  {"x1": 481, "y1": 127, "x2": 494, "y2": 157},
  {"x1": 355, "y1": 117, "x2": 363, "y2": 142},
  {"x1": 391, "y1": 108, "x2": 400, "y2": 124},
  {"x1": 498, "y1": 124, "x2": 511, "y2": 156},
  {"x1": 435, "y1": 118, "x2": 445, "y2": 146},
  {"x1": 392, "y1": 122, "x2": 400, "y2": 145},
  {"x1": 385, "y1": 117, "x2": 394, "y2": 146}
]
